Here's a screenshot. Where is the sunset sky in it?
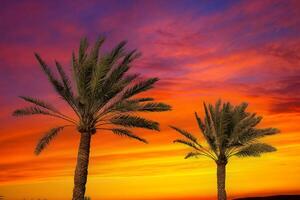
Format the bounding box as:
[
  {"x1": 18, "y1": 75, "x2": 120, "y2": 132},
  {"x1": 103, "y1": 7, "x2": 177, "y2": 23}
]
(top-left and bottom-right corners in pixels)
[{"x1": 1, "y1": 0, "x2": 300, "y2": 199}]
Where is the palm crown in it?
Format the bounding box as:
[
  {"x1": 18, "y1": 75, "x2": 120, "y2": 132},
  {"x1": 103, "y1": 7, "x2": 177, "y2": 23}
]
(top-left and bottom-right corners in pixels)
[
  {"x1": 171, "y1": 100, "x2": 279, "y2": 163},
  {"x1": 13, "y1": 37, "x2": 171, "y2": 155}
]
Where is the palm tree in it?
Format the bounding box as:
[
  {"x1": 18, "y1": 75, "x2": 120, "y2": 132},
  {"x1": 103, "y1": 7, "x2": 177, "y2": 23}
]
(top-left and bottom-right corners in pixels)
[
  {"x1": 170, "y1": 100, "x2": 279, "y2": 200},
  {"x1": 13, "y1": 37, "x2": 171, "y2": 200}
]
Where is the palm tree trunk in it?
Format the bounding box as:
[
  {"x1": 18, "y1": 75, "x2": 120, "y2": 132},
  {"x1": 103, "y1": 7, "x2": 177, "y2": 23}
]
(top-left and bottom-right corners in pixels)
[
  {"x1": 217, "y1": 163, "x2": 227, "y2": 200},
  {"x1": 72, "y1": 132, "x2": 91, "y2": 200}
]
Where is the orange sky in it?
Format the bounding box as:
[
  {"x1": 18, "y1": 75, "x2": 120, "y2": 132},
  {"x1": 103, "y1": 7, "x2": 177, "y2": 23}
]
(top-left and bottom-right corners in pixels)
[{"x1": 0, "y1": 0, "x2": 300, "y2": 199}]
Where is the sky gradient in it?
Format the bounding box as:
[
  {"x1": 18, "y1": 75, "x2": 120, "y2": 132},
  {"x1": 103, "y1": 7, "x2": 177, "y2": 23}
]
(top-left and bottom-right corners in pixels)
[{"x1": 0, "y1": 0, "x2": 300, "y2": 199}]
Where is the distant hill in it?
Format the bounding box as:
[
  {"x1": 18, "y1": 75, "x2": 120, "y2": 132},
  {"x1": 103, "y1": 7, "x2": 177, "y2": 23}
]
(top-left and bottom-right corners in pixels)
[{"x1": 234, "y1": 195, "x2": 300, "y2": 200}]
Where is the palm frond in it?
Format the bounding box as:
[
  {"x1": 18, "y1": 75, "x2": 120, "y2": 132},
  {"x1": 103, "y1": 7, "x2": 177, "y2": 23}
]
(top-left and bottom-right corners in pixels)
[
  {"x1": 90, "y1": 36, "x2": 105, "y2": 61},
  {"x1": 76, "y1": 60, "x2": 94, "y2": 101},
  {"x1": 173, "y1": 139, "x2": 200, "y2": 151},
  {"x1": 93, "y1": 73, "x2": 140, "y2": 110},
  {"x1": 197, "y1": 109, "x2": 218, "y2": 153},
  {"x1": 13, "y1": 106, "x2": 55, "y2": 117},
  {"x1": 96, "y1": 51, "x2": 136, "y2": 99},
  {"x1": 209, "y1": 100, "x2": 221, "y2": 132},
  {"x1": 203, "y1": 103, "x2": 217, "y2": 140},
  {"x1": 54, "y1": 61, "x2": 79, "y2": 116},
  {"x1": 131, "y1": 97, "x2": 155, "y2": 102},
  {"x1": 185, "y1": 152, "x2": 202, "y2": 159},
  {"x1": 94, "y1": 77, "x2": 159, "y2": 117},
  {"x1": 34, "y1": 53, "x2": 65, "y2": 95},
  {"x1": 234, "y1": 143, "x2": 276, "y2": 157},
  {"x1": 253, "y1": 128, "x2": 280, "y2": 138},
  {"x1": 170, "y1": 126, "x2": 198, "y2": 144},
  {"x1": 96, "y1": 85, "x2": 130, "y2": 117},
  {"x1": 107, "y1": 100, "x2": 171, "y2": 114},
  {"x1": 138, "y1": 102, "x2": 171, "y2": 112},
  {"x1": 229, "y1": 114, "x2": 263, "y2": 145},
  {"x1": 233, "y1": 102, "x2": 248, "y2": 120},
  {"x1": 124, "y1": 78, "x2": 159, "y2": 99},
  {"x1": 78, "y1": 37, "x2": 89, "y2": 63},
  {"x1": 19, "y1": 96, "x2": 59, "y2": 113},
  {"x1": 110, "y1": 115, "x2": 159, "y2": 131},
  {"x1": 13, "y1": 106, "x2": 76, "y2": 124},
  {"x1": 104, "y1": 49, "x2": 140, "y2": 85},
  {"x1": 195, "y1": 112, "x2": 205, "y2": 133},
  {"x1": 218, "y1": 102, "x2": 234, "y2": 150},
  {"x1": 232, "y1": 114, "x2": 261, "y2": 136},
  {"x1": 35, "y1": 126, "x2": 65, "y2": 155},
  {"x1": 55, "y1": 61, "x2": 74, "y2": 96},
  {"x1": 90, "y1": 41, "x2": 127, "y2": 94},
  {"x1": 108, "y1": 41, "x2": 127, "y2": 61},
  {"x1": 35, "y1": 53, "x2": 79, "y2": 115},
  {"x1": 103, "y1": 96, "x2": 157, "y2": 114},
  {"x1": 73, "y1": 37, "x2": 109, "y2": 102},
  {"x1": 194, "y1": 112, "x2": 218, "y2": 153},
  {"x1": 111, "y1": 128, "x2": 147, "y2": 143},
  {"x1": 234, "y1": 127, "x2": 280, "y2": 145},
  {"x1": 110, "y1": 100, "x2": 140, "y2": 113},
  {"x1": 72, "y1": 51, "x2": 80, "y2": 90}
]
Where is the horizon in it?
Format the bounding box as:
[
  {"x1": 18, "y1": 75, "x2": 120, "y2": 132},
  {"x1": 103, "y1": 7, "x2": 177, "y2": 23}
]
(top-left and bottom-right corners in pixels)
[{"x1": 0, "y1": 0, "x2": 300, "y2": 200}]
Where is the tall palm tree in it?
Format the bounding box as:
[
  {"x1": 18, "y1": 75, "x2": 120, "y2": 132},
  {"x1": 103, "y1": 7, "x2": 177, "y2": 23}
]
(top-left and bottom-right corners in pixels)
[
  {"x1": 13, "y1": 37, "x2": 171, "y2": 200},
  {"x1": 170, "y1": 100, "x2": 279, "y2": 200}
]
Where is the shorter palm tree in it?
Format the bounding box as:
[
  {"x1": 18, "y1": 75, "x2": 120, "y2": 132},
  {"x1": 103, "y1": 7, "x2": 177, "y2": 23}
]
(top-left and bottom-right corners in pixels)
[{"x1": 170, "y1": 100, "x2": 279, "y2": 200}]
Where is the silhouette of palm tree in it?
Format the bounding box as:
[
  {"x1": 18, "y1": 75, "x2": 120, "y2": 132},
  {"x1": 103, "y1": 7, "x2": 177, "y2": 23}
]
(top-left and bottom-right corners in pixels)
[
  {"x1": 171, "y1": 100, "x2": 279, "y2": 200},
  {"x1": 13, "y1": 37, "x2": 171, "y2": 200}
]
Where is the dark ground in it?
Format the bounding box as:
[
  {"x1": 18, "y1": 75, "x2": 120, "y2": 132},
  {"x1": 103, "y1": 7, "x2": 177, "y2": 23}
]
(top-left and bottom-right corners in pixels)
[{"x1": 234, "y1": 195, "x2": 300, "y2": 200}]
